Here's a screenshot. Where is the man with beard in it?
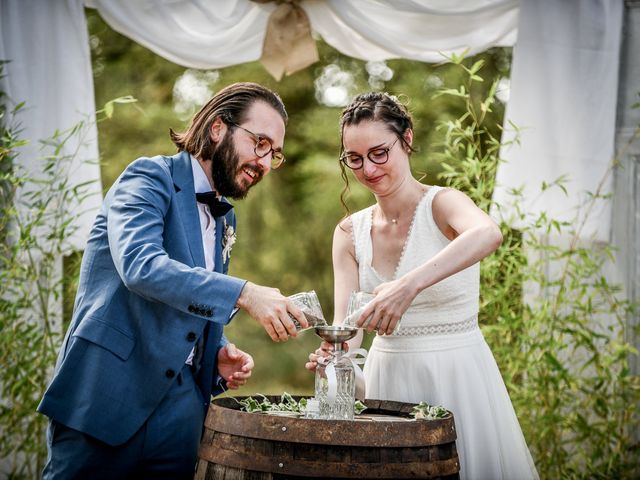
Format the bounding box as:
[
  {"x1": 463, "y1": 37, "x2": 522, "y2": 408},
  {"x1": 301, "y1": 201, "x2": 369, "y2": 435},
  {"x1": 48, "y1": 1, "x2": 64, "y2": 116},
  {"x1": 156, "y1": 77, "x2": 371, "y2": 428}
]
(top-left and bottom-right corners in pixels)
[{"x1": 38, "y1": 82, "x2": 308, "y2": 479}]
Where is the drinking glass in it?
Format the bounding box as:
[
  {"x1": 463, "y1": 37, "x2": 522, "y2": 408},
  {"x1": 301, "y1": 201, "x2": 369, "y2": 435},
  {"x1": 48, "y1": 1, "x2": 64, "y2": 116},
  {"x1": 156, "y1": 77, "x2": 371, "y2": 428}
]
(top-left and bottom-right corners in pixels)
[
  {"x1": 344, "y1": 291, "x2": 402, "y2": 334},
  {"x1": 288, "y1": 290, "x2": 328, "y2": 332}
]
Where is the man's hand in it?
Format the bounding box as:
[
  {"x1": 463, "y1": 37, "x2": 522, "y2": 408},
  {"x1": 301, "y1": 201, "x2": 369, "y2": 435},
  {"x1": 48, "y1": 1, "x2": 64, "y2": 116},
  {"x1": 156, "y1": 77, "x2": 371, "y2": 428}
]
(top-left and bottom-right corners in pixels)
[
  {"x1": 236, "y1": 282, "x2": 308, "y2": 341},
  {"x1": 217, "y1": 343, "x2": 254, "y2": 390}
]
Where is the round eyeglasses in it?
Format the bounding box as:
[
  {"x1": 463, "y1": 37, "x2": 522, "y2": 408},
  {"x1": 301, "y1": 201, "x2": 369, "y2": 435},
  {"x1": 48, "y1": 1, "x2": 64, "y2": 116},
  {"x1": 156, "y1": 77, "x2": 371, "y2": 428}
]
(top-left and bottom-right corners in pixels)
[
  {"x1": 228, "y1": 122, "x2": 286, "y2": 169},
  {"x1": 340, "y1": 137, "x2": 399, "y2": 170}
]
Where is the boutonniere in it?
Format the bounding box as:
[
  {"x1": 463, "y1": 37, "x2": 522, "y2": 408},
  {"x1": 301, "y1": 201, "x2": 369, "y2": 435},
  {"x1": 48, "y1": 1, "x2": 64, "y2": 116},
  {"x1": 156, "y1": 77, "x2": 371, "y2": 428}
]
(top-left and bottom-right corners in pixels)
[{"x1": 221, "y1": 219, "x2": 236, "y2": 263}]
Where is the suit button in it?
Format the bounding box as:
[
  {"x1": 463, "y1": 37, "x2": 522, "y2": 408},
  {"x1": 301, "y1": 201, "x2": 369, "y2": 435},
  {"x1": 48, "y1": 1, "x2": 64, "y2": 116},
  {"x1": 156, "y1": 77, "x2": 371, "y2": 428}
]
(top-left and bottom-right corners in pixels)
[
  {"x1": 165, "y1": 369, "x2": 175, "y2": 378},
  {"x1": 186, "y1": 332, "x2": 197, "y2": 342}
]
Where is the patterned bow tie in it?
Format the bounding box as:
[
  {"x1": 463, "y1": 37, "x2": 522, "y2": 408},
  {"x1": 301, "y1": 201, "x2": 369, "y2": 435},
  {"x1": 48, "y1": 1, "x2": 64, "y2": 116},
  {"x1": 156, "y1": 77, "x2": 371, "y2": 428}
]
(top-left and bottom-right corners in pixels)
[{"x1": 196, "y1": 192, "x2": 233, "y2": 218}]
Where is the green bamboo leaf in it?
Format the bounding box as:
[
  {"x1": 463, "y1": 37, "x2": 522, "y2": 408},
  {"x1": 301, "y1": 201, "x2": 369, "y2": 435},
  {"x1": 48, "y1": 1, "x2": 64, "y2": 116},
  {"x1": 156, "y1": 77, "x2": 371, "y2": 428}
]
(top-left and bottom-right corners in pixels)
[
  {"x1": 469, "y1": 59, "x2": 485, "y2": 75},
  {"x1": 104, "y1": 101, "x2": 114, "y2": 119}
]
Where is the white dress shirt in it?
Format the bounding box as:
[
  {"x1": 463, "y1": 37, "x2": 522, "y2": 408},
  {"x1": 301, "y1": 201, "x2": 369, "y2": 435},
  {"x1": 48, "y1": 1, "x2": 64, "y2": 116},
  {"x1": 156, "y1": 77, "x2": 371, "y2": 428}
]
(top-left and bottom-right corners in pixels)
[
  {"x1": 191, "y1": 155, "x2": 216, "y2": 272},
  {"x1": 186, "y1": 155, "x2": 216, "y2": 365}
]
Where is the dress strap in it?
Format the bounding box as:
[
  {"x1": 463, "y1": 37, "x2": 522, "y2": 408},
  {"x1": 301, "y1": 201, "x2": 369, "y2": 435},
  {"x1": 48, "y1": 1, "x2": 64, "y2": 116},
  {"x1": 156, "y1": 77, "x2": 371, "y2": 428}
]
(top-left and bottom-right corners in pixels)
[
  {"x1": 349, "y1": 206, "x2": 374, "y2": 266},
  {"x1": 424, "y1": 185, "x2": 444, "y2": 210}
]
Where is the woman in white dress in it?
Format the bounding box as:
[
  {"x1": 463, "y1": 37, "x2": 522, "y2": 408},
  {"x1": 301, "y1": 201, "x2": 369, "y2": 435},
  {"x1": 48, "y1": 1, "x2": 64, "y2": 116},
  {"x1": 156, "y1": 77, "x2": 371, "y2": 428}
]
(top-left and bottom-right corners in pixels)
[{"x1": 306, "y1": 92, "x2": 538, "y2": 480}]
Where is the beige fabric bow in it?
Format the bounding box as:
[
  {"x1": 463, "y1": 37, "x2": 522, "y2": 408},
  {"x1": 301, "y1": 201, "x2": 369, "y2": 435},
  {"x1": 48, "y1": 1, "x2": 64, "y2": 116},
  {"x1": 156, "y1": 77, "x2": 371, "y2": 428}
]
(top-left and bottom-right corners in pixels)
[{"x1": 252, "y1": 0, "x2": 319, "y2": 80}]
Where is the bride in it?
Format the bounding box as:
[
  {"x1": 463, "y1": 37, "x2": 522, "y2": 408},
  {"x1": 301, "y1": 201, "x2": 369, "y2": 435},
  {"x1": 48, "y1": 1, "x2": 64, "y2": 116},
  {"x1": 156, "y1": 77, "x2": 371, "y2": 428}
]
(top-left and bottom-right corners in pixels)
[{"x1": 306, "y1": 92, "x2": 538, "y2": 479}]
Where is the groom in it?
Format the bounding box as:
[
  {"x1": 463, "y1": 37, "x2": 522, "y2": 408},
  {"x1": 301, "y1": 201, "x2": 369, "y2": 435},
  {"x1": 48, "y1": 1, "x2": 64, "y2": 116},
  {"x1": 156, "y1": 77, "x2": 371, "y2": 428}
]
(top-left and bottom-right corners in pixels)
[{"x1": 38, "y1": 82, "x2": 308, "y2": 479}]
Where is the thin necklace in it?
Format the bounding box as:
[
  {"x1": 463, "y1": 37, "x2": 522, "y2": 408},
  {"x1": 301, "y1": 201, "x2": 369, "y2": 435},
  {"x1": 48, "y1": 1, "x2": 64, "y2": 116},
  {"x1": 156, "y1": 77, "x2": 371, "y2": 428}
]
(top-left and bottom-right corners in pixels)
[
  {"x1": 376, "y1": 205, "x2": 399, "y2": 225},
  {"x1": 377, "y1": 186, "x2": 428, "y2": 226}
]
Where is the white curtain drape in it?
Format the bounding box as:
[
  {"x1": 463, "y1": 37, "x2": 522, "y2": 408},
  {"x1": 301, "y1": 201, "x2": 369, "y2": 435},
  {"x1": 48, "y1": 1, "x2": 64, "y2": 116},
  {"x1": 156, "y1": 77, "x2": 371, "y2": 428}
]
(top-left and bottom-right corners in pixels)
[
  {"x1": 2, "y1": 0, "x2": 624, "y2": 246},
  {"x1": 83, "y1": 0, "x2": 269, "y2": 70},
  {"x1": 491, "y1": 0, "x2": 623, "y2": 242},
  {"x1": 85, "y1": 0, "x2": 519, "y2": 68},
  {"x1": 305, "y1": 0, "x2": 518, "y2": 62},
  {"x1": 0, "y1": 5, "x2": 97, "y2": 455},
  {"x1": 0, "y1": 0, "x2": 101, "y2": 251}
]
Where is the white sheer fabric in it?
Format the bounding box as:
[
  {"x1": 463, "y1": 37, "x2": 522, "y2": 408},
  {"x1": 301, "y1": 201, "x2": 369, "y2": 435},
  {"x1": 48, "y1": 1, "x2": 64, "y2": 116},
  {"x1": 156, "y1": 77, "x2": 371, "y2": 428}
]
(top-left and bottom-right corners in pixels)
[
  {"x1": 492, "y1": 0, "x2": 623, "y2": 241},
  {"x1": 305, "y1": 0, "x2": 518, "y2": 62},
  {"x1": 85, "y1": 0, "x2": 519, "y2": 68},
  {"x1": 0, "y1": 0, "x2": 102, "y2": 251},
  {"x1": 84, "y1": 0, "x2": 271, "y2": 69}
]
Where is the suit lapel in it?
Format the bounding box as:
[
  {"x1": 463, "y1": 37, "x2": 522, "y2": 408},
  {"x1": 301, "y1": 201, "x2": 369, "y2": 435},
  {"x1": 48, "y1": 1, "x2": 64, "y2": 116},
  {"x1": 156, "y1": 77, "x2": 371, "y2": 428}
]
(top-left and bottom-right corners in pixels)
[
  {"x1": 173, "y1": 151, "x2": 206, "y2": 268},
  {"x1": 214, "y1": 216, "x2": 225, "y2": 273}
]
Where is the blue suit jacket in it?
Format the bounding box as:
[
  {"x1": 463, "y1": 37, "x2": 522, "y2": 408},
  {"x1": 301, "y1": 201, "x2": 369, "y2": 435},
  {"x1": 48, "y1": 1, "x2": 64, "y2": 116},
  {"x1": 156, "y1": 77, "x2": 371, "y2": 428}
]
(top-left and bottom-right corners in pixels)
[{"x1": 38, "y1": 150, "x2": 246, "y2": 446}]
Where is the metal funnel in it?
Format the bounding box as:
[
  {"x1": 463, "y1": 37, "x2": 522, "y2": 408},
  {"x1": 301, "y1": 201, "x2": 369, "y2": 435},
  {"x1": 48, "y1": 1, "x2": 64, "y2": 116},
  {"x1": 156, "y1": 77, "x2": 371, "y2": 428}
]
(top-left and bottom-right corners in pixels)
[{"x1": 314, "y1": 325, "x2": 358, "y2": 346}]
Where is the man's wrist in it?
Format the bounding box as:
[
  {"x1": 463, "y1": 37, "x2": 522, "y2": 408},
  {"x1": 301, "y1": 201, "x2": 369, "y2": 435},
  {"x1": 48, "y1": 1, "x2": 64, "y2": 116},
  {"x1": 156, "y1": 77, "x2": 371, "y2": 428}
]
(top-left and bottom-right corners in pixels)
[{"x1": 235, "y1": 280, "x2": 252, "y2": 309}]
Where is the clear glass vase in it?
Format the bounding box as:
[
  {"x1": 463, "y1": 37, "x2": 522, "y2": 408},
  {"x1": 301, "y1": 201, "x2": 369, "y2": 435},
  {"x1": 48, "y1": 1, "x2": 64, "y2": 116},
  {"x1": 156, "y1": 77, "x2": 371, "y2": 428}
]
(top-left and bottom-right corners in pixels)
[{"x1": 314, "y1": 347, "x2": 355, "y2": 420}]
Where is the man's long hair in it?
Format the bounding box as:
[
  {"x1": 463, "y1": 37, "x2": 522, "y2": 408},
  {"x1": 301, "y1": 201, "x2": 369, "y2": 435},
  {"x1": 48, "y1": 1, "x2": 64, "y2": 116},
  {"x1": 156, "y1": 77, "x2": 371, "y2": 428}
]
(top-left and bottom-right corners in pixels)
[{"x1": 170, "y1": 82, "x2": 288, "y2": 161}]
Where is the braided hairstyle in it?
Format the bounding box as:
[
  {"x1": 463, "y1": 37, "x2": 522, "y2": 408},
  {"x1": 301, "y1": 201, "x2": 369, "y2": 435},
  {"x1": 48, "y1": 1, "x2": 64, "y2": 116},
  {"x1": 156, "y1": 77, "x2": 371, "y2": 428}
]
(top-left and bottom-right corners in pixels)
[{"x1": 338, "y1": 92, "x2": 416, "y2": 213}]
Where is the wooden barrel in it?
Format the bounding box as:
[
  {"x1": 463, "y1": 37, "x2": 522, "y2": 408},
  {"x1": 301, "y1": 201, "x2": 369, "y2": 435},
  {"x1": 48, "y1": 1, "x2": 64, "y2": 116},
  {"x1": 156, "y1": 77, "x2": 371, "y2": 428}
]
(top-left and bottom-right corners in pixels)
[{"x1": 195, "y1": 396, "x2": 459, "y2": 479}]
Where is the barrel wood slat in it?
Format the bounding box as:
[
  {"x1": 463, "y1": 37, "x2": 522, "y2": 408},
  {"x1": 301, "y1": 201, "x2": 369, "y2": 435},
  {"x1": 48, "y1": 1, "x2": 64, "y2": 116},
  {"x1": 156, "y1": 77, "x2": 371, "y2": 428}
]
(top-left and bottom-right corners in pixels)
[{"x1": 195, "y1": 396, "x2": 460, "y2": 479}]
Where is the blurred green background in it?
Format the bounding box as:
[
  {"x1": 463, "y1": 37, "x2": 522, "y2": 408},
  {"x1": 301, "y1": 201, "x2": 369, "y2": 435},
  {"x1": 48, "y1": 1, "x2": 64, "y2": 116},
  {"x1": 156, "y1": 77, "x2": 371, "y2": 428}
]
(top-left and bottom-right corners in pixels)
[{"x1": 86, "y1": 10, "x2": 510, "y2": 396}]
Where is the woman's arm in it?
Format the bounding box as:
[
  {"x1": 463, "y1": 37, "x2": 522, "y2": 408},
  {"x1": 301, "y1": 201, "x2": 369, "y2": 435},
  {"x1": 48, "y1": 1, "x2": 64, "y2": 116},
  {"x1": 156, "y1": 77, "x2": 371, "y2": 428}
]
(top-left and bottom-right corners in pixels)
[
  {"x1": 415, "y1": 187, "x2": 503, "y2": 290},
  {"x1": 332, "y1": 219, "x2": 360, "y2": 325},
  {"x1": 331, "y1": 219, "x2": 364, "y2": 351},
  {"x1": 305, "y1": 218, "x2": 362, "y2": 371},
  {"x1": 359, "y1": 188, "x2": 502, "y2": 335}
]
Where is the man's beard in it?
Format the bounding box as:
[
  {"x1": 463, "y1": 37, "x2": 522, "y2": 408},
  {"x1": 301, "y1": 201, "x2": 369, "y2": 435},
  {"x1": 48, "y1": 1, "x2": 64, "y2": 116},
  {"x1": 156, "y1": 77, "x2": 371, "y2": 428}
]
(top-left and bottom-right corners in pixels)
[{"x1": 210, "y1": 134, "x2": 263, "y2": 199}]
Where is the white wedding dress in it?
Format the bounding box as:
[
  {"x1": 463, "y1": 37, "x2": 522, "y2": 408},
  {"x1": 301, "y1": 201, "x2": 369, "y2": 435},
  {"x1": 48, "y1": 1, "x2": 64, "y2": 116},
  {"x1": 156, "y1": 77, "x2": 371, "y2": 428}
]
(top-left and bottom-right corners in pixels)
[{"x1": 351, "y1": 186, "x2": 539, "y2": 480}]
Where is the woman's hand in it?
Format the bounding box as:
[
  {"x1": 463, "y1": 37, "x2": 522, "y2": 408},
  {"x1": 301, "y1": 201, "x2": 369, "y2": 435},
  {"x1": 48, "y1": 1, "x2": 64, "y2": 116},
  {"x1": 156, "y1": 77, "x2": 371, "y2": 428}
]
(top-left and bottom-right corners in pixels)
[
  {"x1": 305, "y1": 341, "x2": 349, "y2": 372},
  {"x1": 357, "y1": 277, "x2": 418, "y2": 335}
]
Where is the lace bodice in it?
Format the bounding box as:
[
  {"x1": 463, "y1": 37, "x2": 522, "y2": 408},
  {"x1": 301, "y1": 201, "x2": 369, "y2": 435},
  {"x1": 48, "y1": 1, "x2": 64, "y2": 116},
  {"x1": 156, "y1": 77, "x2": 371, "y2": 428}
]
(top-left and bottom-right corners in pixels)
[{"x1": 350, "y1": 186, "x2": 480, "y2": 335}]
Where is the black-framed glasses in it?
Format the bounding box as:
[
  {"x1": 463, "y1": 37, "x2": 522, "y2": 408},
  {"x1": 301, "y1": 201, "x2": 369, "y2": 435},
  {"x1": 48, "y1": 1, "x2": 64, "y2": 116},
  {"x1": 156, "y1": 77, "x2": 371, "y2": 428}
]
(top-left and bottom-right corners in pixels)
[
  {"x1": 340, "y1": 137, "x2": 399, "y2": 170},
  {"x1": 228, "y1": 122, "x2": 285, "y2": 169}
]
